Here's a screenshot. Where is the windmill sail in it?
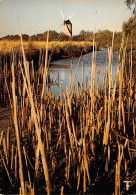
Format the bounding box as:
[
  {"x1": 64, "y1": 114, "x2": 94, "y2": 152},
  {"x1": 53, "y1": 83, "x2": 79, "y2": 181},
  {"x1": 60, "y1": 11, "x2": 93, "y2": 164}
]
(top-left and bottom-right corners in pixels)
[{"x1": 56, "y1": 10, "x2": 74, "y2": 37}]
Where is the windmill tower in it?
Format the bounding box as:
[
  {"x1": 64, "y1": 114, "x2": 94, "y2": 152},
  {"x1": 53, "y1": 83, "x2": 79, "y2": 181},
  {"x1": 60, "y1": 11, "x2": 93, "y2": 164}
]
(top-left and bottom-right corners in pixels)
[{"x1": 56, "y1": 10, "x2": 74, "y2": 37}]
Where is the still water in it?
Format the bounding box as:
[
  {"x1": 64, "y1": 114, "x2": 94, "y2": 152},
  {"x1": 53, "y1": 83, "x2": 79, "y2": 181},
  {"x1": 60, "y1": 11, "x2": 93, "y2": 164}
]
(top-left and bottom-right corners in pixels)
[{"x1": 49, "y1": 48, "x2": 118, "y2": 96}]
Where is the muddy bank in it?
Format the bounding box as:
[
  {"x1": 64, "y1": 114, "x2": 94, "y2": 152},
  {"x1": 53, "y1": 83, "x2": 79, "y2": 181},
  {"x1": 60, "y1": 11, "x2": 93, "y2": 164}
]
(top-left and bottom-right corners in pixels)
[
  {"x1": 0, "y1": 43, "x2": 98, "y2": 70},
  {"x1": 25, "y1": 43, "x2": 97, "y2": 65}
]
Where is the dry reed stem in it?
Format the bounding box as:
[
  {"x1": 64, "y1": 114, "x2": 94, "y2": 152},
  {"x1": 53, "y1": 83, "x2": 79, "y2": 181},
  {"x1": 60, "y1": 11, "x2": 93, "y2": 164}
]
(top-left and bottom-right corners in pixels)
[
  {"x1": 11, "y1": 144, "x2": 14, "y2": 170},
  {"x1": 19, "y1": 23, "x2": 51, "y2": 194},
  {"x1": 15, "y1": 148, "x2": 18, "y2": 180},
  {"x1": 5, "y1": 77, "x2": 13, "y2": 110},
  {"x1": 35, "y1": 144, "x2": 40, "y2": 178},
  {"x1": 83, "y1": 139, "x2": 90, "y2": 184},
  {"x1": 7, "y1": 127, "x2": 9, "y2": 160},
  {"x1": 0, "y1": 131, "x2": 3, "y2": 145},
  {"x1": 41, "y1": 27, "x2": 49, "y2": 105},
  {"x1": 69, "y1": 61, "x2": 73, "y2": 89},
  {"x1": 64, "y1": 92, "x2": 74, "y2": 155},
  {"x1": 23, "y1": 146, "x2": 33, "y2": 194},
  {"x1": 122, "y1": 101, "x2": 126, "y2": 134},
  {"x1": 3, "y1": 137, "x2": 8, "y2": 163},
  {"x1": 70, "y1": 53, "x2": 82, "y2": 95},
  {"x1": 118, "y1": 69, "x2": 122, "y2": 130},
  {"x1": 83, "y1": 165, "x2": 86, "y2": 193},
  {"x1": 12, "y1": 62, "x2": 25, "y2": 195},
  {"x1": 0, "y1": 151, "x2": 13, "y2": 187}
]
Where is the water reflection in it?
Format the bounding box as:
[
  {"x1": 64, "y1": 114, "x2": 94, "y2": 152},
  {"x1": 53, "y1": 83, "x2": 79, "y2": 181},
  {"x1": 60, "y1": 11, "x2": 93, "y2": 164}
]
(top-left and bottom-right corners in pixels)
[
  {"x1": 49, "y1": 48, "x2": 118, "y2": 96},
  {"x1": 61, "y1": 71, "x2": 65, "y2": 81}
]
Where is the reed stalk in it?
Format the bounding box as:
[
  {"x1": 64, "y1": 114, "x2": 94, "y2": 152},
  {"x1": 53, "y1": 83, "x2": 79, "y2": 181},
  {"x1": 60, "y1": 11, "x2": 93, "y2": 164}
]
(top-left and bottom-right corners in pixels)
[
  {"x1": 0, "y1": 151, "x2": 13, "y2": 187},
  {"x1": 19, "y1": 26, "x2": 51, "y2": 193},
  {"x1": 12, "y1": 62, "x2": 25, "y2": 195}
]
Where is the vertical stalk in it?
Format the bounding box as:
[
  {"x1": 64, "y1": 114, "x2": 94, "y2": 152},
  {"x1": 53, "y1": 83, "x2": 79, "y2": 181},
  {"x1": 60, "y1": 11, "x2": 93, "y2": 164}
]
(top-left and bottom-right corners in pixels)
[{"x1": 12, "y1": 62, "x2": 25, "y2": 195}]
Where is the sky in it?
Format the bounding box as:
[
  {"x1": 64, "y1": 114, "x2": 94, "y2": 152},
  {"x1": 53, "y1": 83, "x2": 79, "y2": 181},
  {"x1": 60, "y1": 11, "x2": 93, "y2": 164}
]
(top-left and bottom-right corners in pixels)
[{"x1": 0, "y1": 0, "x2": 133, "y2": 38}]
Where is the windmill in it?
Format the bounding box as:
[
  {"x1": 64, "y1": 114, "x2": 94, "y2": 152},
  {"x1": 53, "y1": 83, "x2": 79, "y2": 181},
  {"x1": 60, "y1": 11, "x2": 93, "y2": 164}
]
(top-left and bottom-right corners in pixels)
[{"x1": 56, "y1": 10, "x2": 74, "y2": 37}]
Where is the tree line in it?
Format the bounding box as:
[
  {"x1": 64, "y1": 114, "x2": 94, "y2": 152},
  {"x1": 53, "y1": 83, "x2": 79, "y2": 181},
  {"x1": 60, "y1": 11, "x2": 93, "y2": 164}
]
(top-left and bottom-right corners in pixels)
[
  {"x1": 0, "y1": 0, "x2": 135, "y2": 51},
  {"x1": 0, "y1": 30, "x2": 122, "y2": 49}
]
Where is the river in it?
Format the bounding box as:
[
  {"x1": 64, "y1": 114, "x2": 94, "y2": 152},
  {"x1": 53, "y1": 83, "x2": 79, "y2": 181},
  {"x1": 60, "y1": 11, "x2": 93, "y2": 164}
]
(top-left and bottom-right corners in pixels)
[{"x1": 49, "y1": 48, "x2": 118, "y2": 96}]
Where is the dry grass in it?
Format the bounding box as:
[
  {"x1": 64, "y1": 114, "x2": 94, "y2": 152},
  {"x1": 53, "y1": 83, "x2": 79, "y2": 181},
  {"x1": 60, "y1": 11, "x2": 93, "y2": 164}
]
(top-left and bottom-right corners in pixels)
[
  {"x1": 0, "y1": 40, "x2": 93, "y2": 53},
  {"x1": 0, "y1": 33, "x2": 135, "y2": 194}
]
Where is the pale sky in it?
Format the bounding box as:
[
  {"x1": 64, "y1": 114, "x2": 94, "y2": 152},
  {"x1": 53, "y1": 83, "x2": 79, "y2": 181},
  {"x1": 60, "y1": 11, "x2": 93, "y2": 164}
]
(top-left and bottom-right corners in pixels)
[{"x1": 0, "y1": 0, "x2": 133, "y2": 38}]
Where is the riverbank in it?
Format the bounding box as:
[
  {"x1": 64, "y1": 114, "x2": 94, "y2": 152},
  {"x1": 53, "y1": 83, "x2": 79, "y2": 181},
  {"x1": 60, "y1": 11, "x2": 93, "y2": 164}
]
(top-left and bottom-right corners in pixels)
[{"x1": 0, "y1": 40, "x2": 97, "y2": 61}]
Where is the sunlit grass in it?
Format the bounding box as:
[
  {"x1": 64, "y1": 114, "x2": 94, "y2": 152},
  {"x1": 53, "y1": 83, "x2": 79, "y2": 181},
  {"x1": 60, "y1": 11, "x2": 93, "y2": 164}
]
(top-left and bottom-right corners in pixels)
[{"x1": 0, "y1": 40, "x2": 93, "y2": 53}]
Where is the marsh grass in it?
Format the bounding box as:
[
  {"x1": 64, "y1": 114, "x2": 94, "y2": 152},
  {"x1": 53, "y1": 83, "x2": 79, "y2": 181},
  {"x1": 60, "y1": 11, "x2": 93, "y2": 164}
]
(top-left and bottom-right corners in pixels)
[
  {"x1": 0, "y1": 40, "x2": 93, "y2": 55},
  {"x1": 0, "y1": 32, "x2": 135, "y2": 194}
]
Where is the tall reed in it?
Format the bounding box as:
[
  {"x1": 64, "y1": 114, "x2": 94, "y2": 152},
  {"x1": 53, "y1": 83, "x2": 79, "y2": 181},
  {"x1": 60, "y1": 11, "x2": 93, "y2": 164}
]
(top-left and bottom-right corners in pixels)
[{"x1": 0, "y1": 30, "x2": 135, "y2": 194}]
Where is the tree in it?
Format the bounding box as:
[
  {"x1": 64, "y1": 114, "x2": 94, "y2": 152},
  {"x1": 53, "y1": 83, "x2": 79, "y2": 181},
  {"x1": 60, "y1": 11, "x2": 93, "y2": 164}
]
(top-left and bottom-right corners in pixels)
[
  {"x1": 79, "y1": 30, "x2": 92, "y2": 35},
  {"x1": 43, "y1": 30, "x2": 59, "y2": 41},
  {"x1": 122, "y1": 13, "x2": 136, "y2": 57},
  {"x1": 125, "y1": 0, "x2": 136, "y2": 13},
  {"x1": 122, "y1": 14, "x2": 136, "y2": 37},
  {"x1": 22, "y1": 34, "x2": 29, "y2": 41}
]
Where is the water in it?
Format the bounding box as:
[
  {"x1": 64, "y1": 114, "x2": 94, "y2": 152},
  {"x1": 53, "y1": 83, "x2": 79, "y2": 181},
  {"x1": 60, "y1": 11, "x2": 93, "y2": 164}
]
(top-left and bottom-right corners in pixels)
[{"x1": 49, "y1": 48, "x2": 118, "y2": 96}]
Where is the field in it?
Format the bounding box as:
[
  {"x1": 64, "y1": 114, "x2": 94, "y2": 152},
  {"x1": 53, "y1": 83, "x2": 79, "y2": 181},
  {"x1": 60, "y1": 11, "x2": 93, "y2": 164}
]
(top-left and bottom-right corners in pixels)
[
  {"x1": 0, "y1": 34, "x2": 136, "y2": 194},
  {"x1": 0, "y1": 40, "x2": 94, "y2": 59}
]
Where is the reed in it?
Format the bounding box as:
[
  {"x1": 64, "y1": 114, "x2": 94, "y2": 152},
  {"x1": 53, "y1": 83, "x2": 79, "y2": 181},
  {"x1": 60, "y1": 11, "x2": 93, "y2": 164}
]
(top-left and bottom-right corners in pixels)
[
  {"x1": 0, "y1": 30, "x2": 135, "y2": 194},
  {"x1": 12, "y1": 61, "x2": 25, "y2": 195},
  {"x1": 19, "y1": 26, "x2": 51, "y2": 194}
]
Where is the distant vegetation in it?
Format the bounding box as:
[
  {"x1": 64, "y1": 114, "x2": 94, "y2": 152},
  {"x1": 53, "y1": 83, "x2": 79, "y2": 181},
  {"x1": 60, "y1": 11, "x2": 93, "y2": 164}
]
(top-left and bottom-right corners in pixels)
[
  {"x1": 125, "y1": 0, "x2": 136, "y2": 13},
  {"x1": 0, "y1": 29, "x2": 122, "y2": 51},
  {"x1": 0, "y1": 0, "x2": 136, "y2": 53},
  {"x1": 96, "y1": 30, "x2": 122, "y2": 50},
  {"x1": 122, "y1": 13, "x2": 136, "y2": 69},
  {"x1": 122, "y1": 13, "x2": 136, "y2": 48},
  {"x1": 0, "y1": 0, "x2": 136, "y2": 61}
]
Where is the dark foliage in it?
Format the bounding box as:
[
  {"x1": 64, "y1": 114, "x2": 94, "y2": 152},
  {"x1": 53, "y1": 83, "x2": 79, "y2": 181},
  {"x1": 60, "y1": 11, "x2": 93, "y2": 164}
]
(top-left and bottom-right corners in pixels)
[
  {"x1": 125, "y1": 0, "x2": 136, "y2": 13},
  {"x1": 123, "y1": 13, "x2": 136, "y2": 66},
  {"x1": 95, "y1": 30, "x2": 122, "y2": 50}
]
